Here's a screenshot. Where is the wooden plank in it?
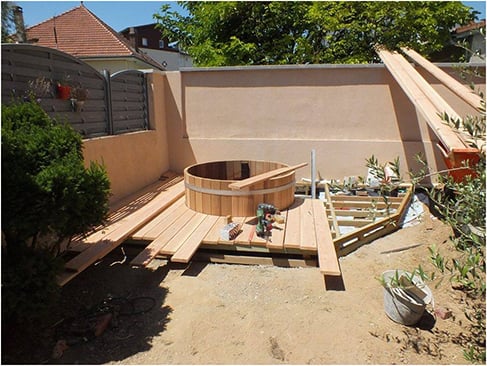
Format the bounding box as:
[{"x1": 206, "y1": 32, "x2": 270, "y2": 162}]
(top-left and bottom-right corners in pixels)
[
  {"x1": 228, "y1": 162, "x2": 307, "y2": 190},
  {"x1": 325, "y1": 184, "x2": 340, "y2": 238},
  {"x1": 300, "y1": 198, "x2": 317, "y2": 251},
  {"x1": 390, "y1": 51, "x2": 463, "y2": 123},
  {"x1": 131, "y1": 196, "x2": 186, "y2": 240},
  {"x1": 329, "y1": 209, "x2": 389, "y2": 218},
  {"x1": 202, "y1": 216, "x2": 229, "y2": 245},
  {"x1": 158, "y1": 211, "x2": 206, "y2": 255},
  {"x1": 72, "y1": 177, "x2": 184, "y2": 245},
  {"x1": 171, "y1": 215, "x2": 220, "y2": 263},
  {"x1": 330, "y1": 200, "x2": 399, "y2": 210},
  {"x1": 130, "y1": 209, "x2": 197, "y2": 267},
  {"x1": 284, "y1": 198, "x2": 302, "y2": 249},
  {"x1": 312, "y1": 199, "x2": 341, "y2": 276},
  {"x1": 193, "y1": 252, "x2": 318, "y2": 268},
  {"x1": 376, "y1": 47, "x2": 468, "y2": 152},
  {"x1": 401, "y1": 47, "x2": 483, "y2": 111},
  {"x1": 62, "y1": 180, "x2": 185, "y2": 276},
  {"x1": 266, "y1": 210, "x2": 287, "y2": 250},
  {"x1": 331, "y1": 195, "x2": 403, "y2": 203}
]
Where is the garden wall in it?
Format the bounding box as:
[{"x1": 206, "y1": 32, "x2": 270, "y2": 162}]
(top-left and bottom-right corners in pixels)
[
  {"x1": 83, "y1": 73, "x2": 170, "y2": 204},
  {"x1": 160, "y1": 64, "x2": 484, "y2": 183}
]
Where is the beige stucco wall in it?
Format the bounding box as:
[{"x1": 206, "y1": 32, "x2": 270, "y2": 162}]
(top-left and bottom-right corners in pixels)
[
  {"x1": 82, "y1": 73, "x2": 170, "y2": 204},
  {"x1": 162, "y1": 64, "x2": 484, "y2": 183},
  {"x1": 82, "y1": 64, "x2": 484, "y2": 205}
]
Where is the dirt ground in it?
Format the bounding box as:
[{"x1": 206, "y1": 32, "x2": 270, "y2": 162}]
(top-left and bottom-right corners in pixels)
[{"x1": 4, "y1": 214, "x2": 478, "y2": 364}]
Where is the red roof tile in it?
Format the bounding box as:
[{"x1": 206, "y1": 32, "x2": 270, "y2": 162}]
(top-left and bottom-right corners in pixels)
[
  {"x1": 455, "y1": 20, "x2": 486, "y2": 34},
  {"x1": 26, "y1": 4, "x2": 163, "y2": 69}
]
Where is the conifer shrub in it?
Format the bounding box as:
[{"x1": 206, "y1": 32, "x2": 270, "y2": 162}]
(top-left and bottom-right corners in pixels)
[{"x1": 1, "y1": 100, "x2": 110, "y2": 325}]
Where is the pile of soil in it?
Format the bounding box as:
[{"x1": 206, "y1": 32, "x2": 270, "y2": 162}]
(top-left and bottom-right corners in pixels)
[{"x1": 3, "y1": 216, "x2": 479, "y2": 364}]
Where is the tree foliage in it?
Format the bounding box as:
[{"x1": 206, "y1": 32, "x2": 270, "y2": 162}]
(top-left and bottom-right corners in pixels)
[
  {"x1": 154, "y1": 1, "x2": 475, "y2": 66},
  {"x1": 1, "y1": 1, "x2": 16, "y2": 43}
]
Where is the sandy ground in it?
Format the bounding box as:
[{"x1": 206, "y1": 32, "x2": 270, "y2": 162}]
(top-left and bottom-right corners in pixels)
[{"x1": 37, "y1": 215, "x2": 474, "y2": 365}]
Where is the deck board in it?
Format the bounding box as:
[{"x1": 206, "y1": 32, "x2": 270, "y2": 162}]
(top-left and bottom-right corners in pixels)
[
  {"x1": 300, "y1": 198, "x2": 317, "y2": 251},
  {"x1": 312, "y1": 199, "x2": 341, "y2": 276},
  {"x1": 59, "y1": 175, "x2": 185, "y2": 285},
  {"x1": 171, "y1": 215, "x2": 221, "y2": 263}
]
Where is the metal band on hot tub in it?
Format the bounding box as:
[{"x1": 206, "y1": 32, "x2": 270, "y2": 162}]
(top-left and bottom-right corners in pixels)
[{"x1": 184, "y1": 180, "x2": 296, "y2": 196}]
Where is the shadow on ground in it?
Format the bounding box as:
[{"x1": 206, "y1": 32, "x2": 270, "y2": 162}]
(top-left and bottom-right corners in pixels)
[{"x1": 2, "y1": 247, "x2": 175, "y2": 364}]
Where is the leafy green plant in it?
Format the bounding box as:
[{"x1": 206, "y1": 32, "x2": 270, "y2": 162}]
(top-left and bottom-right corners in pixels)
[
  {"x1": 2, "y1": 100, "x2": 111, "y2": 253},
  {"x1": 1, "y1": 100, "x2": 111, "y2": 327},
  {"x1": 370, "y1": 73, "x2": 485, "y2": 361}
]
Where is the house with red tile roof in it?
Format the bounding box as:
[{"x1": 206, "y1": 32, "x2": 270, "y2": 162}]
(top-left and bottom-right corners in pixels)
[{"x1": 25, "y1": 4, "x2": 165, "y2": 72}]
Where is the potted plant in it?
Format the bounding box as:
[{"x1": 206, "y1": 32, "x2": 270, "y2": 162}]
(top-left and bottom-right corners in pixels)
[
  {"x1": 380, "y1": 268, "x2": 434, "y2": 325},
  {"x1": 70, "y1": 85, "x2": 88, "y2": 112},
  {"x1": 56, "y1": 74, "x2": 72, "y2": 100}
]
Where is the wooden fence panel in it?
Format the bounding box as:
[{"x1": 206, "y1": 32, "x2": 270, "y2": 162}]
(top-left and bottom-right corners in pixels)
[
  {"x1": 110, "y1": 70, "x2": 148, "y2": 134},
  {"x1": 2, "y1": 44, "x2": 150, "y2": 138}
]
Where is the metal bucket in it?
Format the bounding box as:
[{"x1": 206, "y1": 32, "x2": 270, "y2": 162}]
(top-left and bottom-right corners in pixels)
[{"x1": 382, "y1": 270, "x2": 433, "y2": 325}]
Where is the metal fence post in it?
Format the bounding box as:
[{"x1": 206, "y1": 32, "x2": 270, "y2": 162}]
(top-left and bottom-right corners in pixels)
[{"x1": 103, "y1": 69, "x2": 114, "y2": 135}]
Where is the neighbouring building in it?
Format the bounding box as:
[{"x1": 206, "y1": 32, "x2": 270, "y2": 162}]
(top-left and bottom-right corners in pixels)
[
  {"x1": 452, "y1": 20, "x2": 486, "y2": 63},
  {"x1": 25, "y1": 4, "x2": 165, "y2": 73},
  {"x1": 120, "y1": 23, "x2": 193, "y2": 71}
]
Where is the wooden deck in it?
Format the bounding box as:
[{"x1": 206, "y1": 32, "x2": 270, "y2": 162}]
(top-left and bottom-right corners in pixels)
[
  {"x1": 58, "y1": 173, "x2": 412, "y2": 289},
  {"x1": 129, "y1": 195, "x2": 339, "y2": 277}
]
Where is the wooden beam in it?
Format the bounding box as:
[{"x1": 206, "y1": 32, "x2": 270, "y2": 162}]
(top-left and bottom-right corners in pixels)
[
  {"x1": 401, "y1": 47, "x2": 483, "y2": 111},
  {"x1": 390, "y1": 51, "x2": 463, "y2": 122},
  {"x1": 193, "y1": 252, "x2": 318, "y2": 268},
  {"x1": 376, "y1": 47, "x2": 469, "y2": 153},
  {"x1": 228, "y1": 162, "x2": 307, "y2": 190}
]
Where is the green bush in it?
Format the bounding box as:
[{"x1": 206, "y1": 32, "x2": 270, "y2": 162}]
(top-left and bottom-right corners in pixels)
[
  {"x1": 1, "y1": 100, "x2": 110, "y2": 325},
  {"x1": 2, "y1": 100, "x2": 110, "y2": 251}
]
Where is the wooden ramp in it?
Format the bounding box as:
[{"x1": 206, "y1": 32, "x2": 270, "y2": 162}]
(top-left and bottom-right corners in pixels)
[{"x1": 57, "y1": 172, "x2": 185, "y2": 286}]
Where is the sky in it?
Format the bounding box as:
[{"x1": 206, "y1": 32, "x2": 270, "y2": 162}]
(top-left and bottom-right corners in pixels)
[{"x1": 14, "y1": 1, "x2": 487, "y2": 33}]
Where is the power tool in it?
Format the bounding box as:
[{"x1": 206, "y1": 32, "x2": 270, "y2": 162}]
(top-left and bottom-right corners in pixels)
[{"x1": 256, "y1": 203, "x2": 277, "y2": 239}]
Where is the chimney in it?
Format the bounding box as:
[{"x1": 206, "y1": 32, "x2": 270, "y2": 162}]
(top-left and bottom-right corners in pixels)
[
  {"x1": 13, "y1": 6, "x2": 26, "y2": 43},
  {"x1": 128, "y1": 27, "x2": 137, "y2": 50}
]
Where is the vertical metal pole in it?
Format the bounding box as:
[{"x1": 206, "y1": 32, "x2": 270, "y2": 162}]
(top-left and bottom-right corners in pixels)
[
  {"x1": 103, "y1": 69, "x2": 114, "y2": 135},
  {"x1": 311, "y1": 149, "x2": 316, "y2": 199}
]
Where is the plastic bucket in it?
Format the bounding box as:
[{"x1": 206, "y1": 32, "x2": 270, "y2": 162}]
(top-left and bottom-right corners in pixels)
[{"x1": 382, "y1": 270, "x2": 433, "y2": 325}]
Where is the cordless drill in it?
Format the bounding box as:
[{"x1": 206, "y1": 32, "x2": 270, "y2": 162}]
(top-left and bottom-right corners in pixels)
[{"x1": 256, "y1": 203, "x2": 277, "y2": 238}]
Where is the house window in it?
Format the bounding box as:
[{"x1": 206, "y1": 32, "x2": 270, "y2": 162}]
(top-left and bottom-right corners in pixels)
[
  {"x1": 159, "y1": 40, "x2": 165, "y2": 49},
  {"x1": 141, "y1": 37, "x2": 148, "y2": 47}
]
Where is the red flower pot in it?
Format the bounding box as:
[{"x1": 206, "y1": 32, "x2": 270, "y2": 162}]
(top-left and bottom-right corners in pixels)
[{"x1": 57, "y1": 85, "x2": 71, "y2": 100}]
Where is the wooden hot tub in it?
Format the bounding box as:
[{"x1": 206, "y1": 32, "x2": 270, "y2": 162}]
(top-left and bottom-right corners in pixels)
[{"x1": 184, "y1": 160, "x2": 296, "y2": 216}]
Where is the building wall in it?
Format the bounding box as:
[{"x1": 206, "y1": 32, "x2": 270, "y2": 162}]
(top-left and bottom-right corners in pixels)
[
  {"x1": 140, "y1": 48, "x2": 193, "y2": 71},
  {"x1": 160, "y1": 64, "x2": 484, "y2": 183},
  {"x1": 83, "y1": 73, "x2": 170, "y2": 204},
  {"x1": 82, "y1": 58, "x2": 156, "y2": 74}
]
